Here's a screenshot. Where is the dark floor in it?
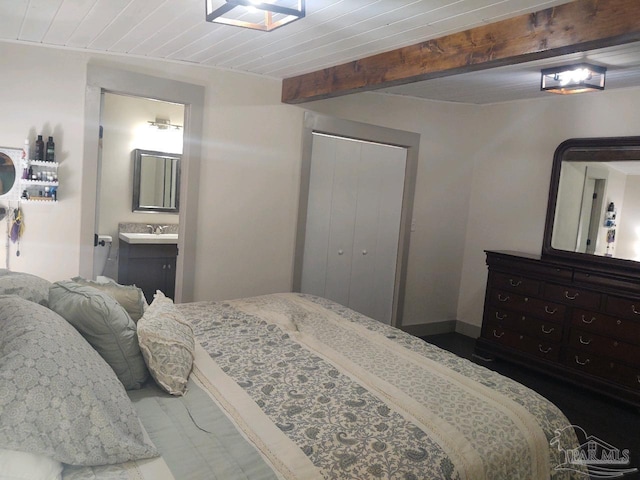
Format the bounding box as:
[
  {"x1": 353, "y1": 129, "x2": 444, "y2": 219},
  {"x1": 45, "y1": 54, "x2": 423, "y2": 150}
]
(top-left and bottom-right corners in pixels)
[{"x1": 423, "y1": 333, "x2": 640, "y2": 480}]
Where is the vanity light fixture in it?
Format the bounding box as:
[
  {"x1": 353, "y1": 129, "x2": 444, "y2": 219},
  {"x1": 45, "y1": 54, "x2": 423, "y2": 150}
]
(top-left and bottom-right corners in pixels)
[
  {"x1": 540, "y1": 63, "x2": 607, "y2": 95},
  {"x1": 205, "y1": 0, "x2": 305, "y2": 32},
  {"x1": 148, "y1": 117, "x2": 182, "y2": 130}
]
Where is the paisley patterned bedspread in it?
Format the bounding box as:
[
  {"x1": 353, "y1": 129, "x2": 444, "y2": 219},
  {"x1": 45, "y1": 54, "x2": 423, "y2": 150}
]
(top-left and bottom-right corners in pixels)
[{"x1": 174, "y1": 293, "x2": 583, "y2": 480}]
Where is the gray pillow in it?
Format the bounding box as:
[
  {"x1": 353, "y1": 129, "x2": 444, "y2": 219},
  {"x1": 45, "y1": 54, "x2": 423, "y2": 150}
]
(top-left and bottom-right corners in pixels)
[
  {"x1": 72, "y1": 276, "x2": 147, "y2": 321},
  {"x1": 49, "y1": 280, "x2": 148, "y2": 390},
  {"x1": 0, "y1": 295, "x2": 158, "y2": 466},
  {"x1": 0, "y1": 269, "x2": 51, "y2": 306}
]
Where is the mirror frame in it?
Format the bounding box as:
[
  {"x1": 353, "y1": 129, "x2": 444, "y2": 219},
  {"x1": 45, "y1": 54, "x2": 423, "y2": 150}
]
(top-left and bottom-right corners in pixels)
[
  {"x1": 542, "y1": 136, "x2": 640, "y2": 273},
  {"x1": 132, "y1": 148, "x2": 181, "y2": 214}
]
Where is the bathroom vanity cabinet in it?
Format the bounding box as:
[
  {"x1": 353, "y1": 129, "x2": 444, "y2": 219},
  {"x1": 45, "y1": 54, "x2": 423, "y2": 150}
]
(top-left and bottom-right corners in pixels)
[{"x1": 118, "y1": 241, "x2": 177, "y2": 302}]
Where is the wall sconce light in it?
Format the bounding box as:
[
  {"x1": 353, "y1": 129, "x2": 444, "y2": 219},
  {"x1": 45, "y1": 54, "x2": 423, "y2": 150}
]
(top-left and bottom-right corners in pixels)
[
  {"x1": 148, "y1": 117, "x2": 182, "y2": 130},
  {"x1": 541, "y1": 63, "x2": 607, "y2": 95},
  {"x1": 205, "y1": 0, "x2": 305, "y2": 32}
]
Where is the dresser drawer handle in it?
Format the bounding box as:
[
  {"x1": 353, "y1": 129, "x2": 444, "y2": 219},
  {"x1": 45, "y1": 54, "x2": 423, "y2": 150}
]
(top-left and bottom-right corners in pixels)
[
  {"x1": 497, "y1": 294, "x2": 510, "y2": 302},
  {"x1": 509, "y1": 279, "x2": 522, "y2": 287},
  {"x1": 495, "y1": 312, "x2": 507, "y2": 320},
  {"x1": 632, "y1": 305, "x2": 640, "y2": 315},
  {"x1": 541, "y1": 325, "x2": 555, "y2": 334},
  {"x1": 637, "y1": 375, "x2": 640, "y2": 384},
  {"x1": 575, "y1": 356, "x2": 590, "y2": 366},
  {"x1": 493, "y1": 330, "x2": 505, "y2": 339},
  {"x1": 581, "y1": 315, "x2": 595, "y2": 324},
  {"x1": 544, "y1": 306, "x2": 558, "y2": 315},
  {"x1": 564, "y1": 291, "x2": 579, "y2": 300},
  {"x1": 538, "y1": 345, "x2": 552, "y2": 354},
  {"x1": 579, "y1": 335, "x2": 592, "y2": 345}
]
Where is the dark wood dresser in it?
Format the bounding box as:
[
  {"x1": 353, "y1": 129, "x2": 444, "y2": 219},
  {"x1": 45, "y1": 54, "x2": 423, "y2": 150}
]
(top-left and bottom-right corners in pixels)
[{"x1": 475, "y1": 250, "x2": 640, "y2": 406}]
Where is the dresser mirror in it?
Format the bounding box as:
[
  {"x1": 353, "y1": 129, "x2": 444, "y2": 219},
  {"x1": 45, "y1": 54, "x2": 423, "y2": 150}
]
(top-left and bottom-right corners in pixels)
[
  {"x1": 132, "y1": 149, "x2": 181, "y2": 213},
  {"x1": 542, "y1": 136, "x2": 640, "y2": 271}
]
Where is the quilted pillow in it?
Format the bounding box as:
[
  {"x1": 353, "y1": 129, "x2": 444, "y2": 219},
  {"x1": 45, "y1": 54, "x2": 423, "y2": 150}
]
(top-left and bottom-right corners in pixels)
[
  {"x1": 72, "y1": 276, "x2": 147, "y2": 321},
  {"x1": 138, "y1": 291, "x2": 195, "y2": 395},
  {"x1": 0, "y1": 295, "x2": 158, "y2": 466},
  {"x1": 0, "y1": 269, "x2": 51, "y2": 306},
  {"x1": 48, "y1": 280, "x2": 148, "y2": 390}
]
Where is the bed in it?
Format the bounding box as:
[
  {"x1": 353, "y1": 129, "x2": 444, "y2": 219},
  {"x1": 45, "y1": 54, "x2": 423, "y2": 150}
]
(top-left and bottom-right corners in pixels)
[{"x1": 0, "y1": 271, "x2": 585, "y2": 480}]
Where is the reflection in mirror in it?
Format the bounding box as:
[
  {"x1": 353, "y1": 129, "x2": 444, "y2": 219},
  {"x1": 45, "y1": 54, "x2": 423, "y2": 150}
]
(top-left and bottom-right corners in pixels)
[
  {"x1": 545, "y1": 137, "x2": 640, "y2": 266},
  {"x1": 0, "y1": 152, "x2": 16, "y2": 196},
  {"x1": 132, "y1": 149, "x2": 180, "y2": 213}
]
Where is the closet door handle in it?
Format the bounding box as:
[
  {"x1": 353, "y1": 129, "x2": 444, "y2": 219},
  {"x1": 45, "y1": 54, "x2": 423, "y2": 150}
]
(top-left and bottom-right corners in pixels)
[
  {"x1": 338, "y1": 249, "x2": 344, "y2": 255},
  {"x1": 362, "y1": 249, "x2": 367, "y2": 255}
]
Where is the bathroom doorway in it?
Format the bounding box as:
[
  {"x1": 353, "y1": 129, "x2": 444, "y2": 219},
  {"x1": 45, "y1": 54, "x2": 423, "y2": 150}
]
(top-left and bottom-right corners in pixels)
[
  {"x1": 94, "y1": 93, "x2": 185, "y2": 283},
  {"x1": 81, "y1": 66, "x2": 205, "y2": 303}
]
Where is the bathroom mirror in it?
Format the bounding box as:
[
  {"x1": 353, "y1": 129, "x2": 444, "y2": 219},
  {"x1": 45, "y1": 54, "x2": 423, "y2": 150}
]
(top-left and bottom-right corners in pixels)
[
  {"x1": 132, "y1": 149, "x2": 180, "y2": 213},
  {"x1": 0, "y1": 148, "x2": 18, "y2": 197},
  {"x1": 542, "y1": 136, "x2": 640, "y2": 271}
]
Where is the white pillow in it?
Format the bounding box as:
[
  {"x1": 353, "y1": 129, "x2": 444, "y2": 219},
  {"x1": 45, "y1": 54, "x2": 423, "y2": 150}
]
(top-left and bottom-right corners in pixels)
[
  {"x1": 138, "y1": 291, "x2": 195, "y2": 395},
  {"x1": 0, "y1": 449, "x2": 62, "y2": 480}
]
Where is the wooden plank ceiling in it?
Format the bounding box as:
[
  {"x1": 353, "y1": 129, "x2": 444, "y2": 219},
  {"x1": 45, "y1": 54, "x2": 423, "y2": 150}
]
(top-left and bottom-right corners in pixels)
[{"x1": 282, "y1": 0, "x2": 640, "y2": 104}]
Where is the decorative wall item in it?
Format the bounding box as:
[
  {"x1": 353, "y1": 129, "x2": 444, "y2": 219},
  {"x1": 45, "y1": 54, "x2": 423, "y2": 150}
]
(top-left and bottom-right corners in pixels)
[{"x1": 0, "y1": 147, "x2": 21, "y2": 200}]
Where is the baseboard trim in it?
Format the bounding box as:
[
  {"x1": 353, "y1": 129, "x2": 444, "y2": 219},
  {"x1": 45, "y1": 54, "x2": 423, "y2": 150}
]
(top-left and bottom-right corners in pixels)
[
  {"x1": 455, "y1": 321, "x2": 481, "y2": 338},
  {"x1": 401, "y1": 320, "x2": 480, "y2": 338}
]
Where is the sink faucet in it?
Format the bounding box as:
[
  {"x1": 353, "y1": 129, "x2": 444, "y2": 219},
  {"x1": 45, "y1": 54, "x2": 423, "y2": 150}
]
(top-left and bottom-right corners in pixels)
[{"x1": 146, "y1": 225, "x2": 166, "y2": 235}]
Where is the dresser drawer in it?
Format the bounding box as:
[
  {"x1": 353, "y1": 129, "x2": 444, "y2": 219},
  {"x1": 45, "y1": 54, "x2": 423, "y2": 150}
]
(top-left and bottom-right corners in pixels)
[
  {"x1": 487, "y1": 253, "x2": 572, "y2": 281},
  {"x1": 489, "y1": 289, "x2": 566, "y2": 323},
  {"x1": 487, "y1": 307, "x2": 563, "y2": 342},
  {"x1": 605, "y1": 295, "x2": 640, "y2": 322},
  {"x1": 566, "y1": 349, "x2": 640, "y2": 391},
  {"x1": 483, "y1": 325, "x2": 560, "y2": 361},
  {"x1": 489, "y1": 272, "x2": 540, "y2": 296},
  {"x1": 568, "y1": 329, "x2": 640, "y2": 366},
  {"x1": 543, "y1": 283, "x2": 601, "y2": 310},
  {"x1": 572, "y1": 309, "x2": 640, "y2": 343}
]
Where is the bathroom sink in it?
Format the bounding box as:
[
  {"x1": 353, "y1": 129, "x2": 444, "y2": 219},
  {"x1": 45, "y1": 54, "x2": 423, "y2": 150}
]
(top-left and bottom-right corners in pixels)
[{"x1": 118, "y1": 232, "x2": 179, "y2": 244}]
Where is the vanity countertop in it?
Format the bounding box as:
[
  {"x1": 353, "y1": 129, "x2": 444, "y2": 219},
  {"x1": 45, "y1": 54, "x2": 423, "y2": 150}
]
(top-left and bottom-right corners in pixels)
[{"x1": 118, "y1": 232, "x2": 178, "y2": 244}]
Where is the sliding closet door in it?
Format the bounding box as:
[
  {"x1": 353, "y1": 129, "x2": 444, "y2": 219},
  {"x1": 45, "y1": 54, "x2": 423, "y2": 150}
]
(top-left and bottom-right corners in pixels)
[{"x1": 301, "y1": 133, "x2": 406, "y2": 324}]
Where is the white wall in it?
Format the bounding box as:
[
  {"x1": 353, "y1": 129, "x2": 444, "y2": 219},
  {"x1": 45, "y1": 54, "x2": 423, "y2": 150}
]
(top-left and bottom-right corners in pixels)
[
  {"x1": 457, "y1": 86, "x2": 640, "y2": 329},
  {"x1": 0, "y1": 42, "x2": 303, "y2": 303},
  {"x1": 3, "y1": 40, "x2": 640, "y2": 332}
]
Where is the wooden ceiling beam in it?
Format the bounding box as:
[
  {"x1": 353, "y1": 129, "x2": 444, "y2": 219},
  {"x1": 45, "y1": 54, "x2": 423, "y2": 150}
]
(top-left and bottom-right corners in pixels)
[{"x1": 282, "y1": 0, "x2": 640, "y2": 104}]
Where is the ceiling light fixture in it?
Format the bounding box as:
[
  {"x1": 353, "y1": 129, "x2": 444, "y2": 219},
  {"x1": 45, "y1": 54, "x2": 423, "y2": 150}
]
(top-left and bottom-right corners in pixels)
[
  {"x1": 540, "y1": 63, "x2": 607, "y2": 95},
  {"x1": 205, "y1": 0, "x2": 305, "y2": 32}
]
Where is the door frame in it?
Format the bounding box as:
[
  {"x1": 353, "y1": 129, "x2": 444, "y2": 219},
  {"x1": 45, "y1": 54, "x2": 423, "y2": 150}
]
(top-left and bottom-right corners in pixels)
[
  {"x1": 80, "y1": 65, "x2": 204, "y2": 302},
  {"x1": 293, "y1": 112, "x2": 420, "y2": 327}
]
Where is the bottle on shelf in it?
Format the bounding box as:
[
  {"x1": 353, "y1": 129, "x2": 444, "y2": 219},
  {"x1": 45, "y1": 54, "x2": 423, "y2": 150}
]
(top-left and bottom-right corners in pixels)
[
  {"x1": 46, "y1": 136, "x2": 55, "y2": 162},
  {"x1": 35, "y1": 135, "x2": 45, "y2": 161}
]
